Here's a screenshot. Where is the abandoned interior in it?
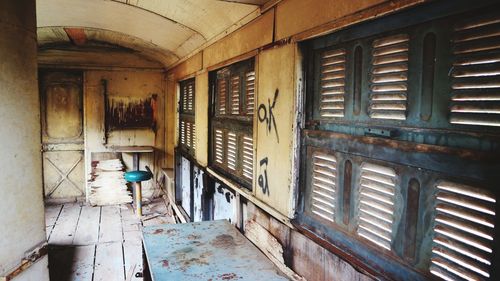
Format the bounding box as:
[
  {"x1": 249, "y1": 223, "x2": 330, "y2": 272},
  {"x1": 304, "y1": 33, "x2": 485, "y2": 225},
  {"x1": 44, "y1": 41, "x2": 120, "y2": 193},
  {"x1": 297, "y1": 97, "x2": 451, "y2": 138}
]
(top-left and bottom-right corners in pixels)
[{"x1": 1, "y1": 0, "x2": 500, "y2": 280}]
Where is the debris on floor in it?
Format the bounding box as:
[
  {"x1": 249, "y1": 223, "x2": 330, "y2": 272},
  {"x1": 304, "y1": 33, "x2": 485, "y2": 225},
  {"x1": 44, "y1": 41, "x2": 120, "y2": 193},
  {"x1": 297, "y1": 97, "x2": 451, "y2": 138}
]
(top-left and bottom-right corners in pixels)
[{"x1": 88, "y1": 159, "x2": 132, "y2": 206}]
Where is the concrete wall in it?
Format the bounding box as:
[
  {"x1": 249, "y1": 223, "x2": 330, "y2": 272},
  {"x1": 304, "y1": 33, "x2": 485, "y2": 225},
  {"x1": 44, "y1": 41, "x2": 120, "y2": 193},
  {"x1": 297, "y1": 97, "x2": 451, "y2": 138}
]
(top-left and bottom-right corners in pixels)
[{"x1": 0, "y1": 0, "x2": 49, "y2": 279}]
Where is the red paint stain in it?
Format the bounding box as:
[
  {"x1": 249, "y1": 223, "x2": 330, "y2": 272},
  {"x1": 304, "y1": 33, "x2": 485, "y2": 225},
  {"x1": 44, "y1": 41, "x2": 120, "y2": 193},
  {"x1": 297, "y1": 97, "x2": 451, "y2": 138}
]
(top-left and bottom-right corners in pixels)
[
  {"x1": 219, "y1": 273, "x2": 238, "y2": 280},
  {"x1": 161, "y1": 260, "x2": 169, "y2": 267},
  {"x1": 153, "y1": 229, "x2": 164, "y2": 234}
]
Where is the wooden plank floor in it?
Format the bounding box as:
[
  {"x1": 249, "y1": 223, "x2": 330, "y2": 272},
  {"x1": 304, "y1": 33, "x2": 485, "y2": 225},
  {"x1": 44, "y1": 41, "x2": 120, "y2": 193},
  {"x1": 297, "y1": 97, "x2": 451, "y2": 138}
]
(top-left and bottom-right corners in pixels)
[{"x1": 46, "y1": 198, "x2": 174, "y2": 281}]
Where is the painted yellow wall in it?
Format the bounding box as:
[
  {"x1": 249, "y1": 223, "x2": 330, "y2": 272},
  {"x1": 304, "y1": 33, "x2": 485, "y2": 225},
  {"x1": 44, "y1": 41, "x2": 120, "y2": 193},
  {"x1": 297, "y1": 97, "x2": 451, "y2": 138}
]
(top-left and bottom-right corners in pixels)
[
  {"x1": 195, "y1": 70, "x2": 209, "y2": 167},
  {"x1": 84, "y1": 70, "x2": 166, "y2": 196},
  {"x1": 254, "y1": 44, "x2": 298, "y2": 217},
  {"x1": 274, "y1": 0, "x2": 386, "y2": 40}
]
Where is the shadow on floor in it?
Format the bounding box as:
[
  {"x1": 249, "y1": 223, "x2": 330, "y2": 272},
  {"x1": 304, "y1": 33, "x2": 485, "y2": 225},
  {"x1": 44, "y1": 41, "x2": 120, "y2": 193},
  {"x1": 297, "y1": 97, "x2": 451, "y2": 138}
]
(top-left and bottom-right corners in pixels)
[{"x1": 48, "y1": 245, "x2": 81, "y2": 281}]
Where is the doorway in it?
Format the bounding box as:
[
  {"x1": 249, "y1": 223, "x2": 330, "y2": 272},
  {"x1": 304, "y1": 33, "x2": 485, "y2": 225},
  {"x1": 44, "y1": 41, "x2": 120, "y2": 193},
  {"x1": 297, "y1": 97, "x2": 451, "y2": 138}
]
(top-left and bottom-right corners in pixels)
[{"x1": 40, "y1": 71, "x2": 85, "y2": 202}]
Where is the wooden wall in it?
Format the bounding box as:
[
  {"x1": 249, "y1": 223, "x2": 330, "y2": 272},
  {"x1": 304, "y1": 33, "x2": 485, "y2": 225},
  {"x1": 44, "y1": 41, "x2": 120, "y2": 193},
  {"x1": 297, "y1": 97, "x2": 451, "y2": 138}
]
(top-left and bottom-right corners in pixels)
[
  {"x1": 165, "y1": 0, "x2": 427, "y2": 279},
  {"x1": 84, "y1": 70, "x2": 166, "y2": 198}
]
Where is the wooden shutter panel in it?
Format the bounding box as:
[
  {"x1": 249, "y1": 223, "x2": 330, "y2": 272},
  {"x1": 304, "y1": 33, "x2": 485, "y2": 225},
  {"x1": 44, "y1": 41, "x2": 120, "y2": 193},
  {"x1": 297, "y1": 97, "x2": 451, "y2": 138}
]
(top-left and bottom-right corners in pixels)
[
  {"x1": 180, "y1": 120, "x2": 186, "y2": 145},
  {"x1": 218, "y1": 79, "x2": 227, "y2": 115},
  {"x1": 242, "y1": 135, "x2": 253, "y2": 180},
  {"x1": 191, "y1": 122, "x2": 196, "y2": 153},
  {"x1": 245, "y1": 71, "x2": 255, "y2": 115},
  {"x1": 187, "y1": 82, "x2": 194, "y2": 112},
  {"x1": 227, "y1": 132, "x2": 237, "y2": 170},
  {"x1": 356, "y1": 162, "x2": 396, "y2": 250},
  {"x1": 230, "y1": 76, "x2": 240, "y2": 115},
  {"x1": 368, "y1": 34, "x2": 409, "y2": 121},
  {"x1": 310, "y1": 152, "x2": 337, "y2": 222},
  {"x1": 430, "y1": 181, "x2": 496, "y2": 281},
  {"x1": 215, "y1": 129, "x2": 224, "y2": 164},
  {"x1": 319, "y1": 49, "x2": 346, "y2": 118},
  {"x1": 186, "y1": 122, "x2": 192, "y2": 149},
  {"x1": 450, "y1": 13, "x2": 500, "y2": 127}
]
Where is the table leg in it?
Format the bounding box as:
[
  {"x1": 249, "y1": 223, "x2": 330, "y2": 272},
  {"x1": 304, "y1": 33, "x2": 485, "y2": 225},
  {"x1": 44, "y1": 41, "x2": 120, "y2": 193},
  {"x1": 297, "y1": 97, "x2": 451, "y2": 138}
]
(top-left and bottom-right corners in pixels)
[{"x1": 133, "y1": 153, "x2": 139, "y2": 171}]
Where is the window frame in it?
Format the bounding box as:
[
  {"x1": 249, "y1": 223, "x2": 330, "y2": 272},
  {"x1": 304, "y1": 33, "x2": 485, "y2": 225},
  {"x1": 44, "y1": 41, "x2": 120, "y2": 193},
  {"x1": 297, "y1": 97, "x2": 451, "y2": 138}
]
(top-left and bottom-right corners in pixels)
[
  {"x1": 297, "y1": 1, "x2": 500, "y2": 280},
  {"x1": 208, "y1": 58, "x2": 256, "y2": 190},
  {"x1": 178, "y1": 78, "x2": 196, "y2": 157}
]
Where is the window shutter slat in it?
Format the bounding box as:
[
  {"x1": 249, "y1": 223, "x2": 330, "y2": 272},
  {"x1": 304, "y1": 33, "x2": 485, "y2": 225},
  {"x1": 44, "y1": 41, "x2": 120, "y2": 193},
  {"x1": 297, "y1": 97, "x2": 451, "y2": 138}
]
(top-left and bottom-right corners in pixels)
[
  {"x1": 430, "y1": 181, "x2": 496, "y2": 281},
  {"x1": 191, "y1": 123, "x2": 196, "y2": 153},
  {"x1": 242, "y1": 136, "x2": 253, "y2": 180},
  {"x1": 369, "y1": 34, "x2": 409, "y2": 120},
  {"x1": 231, "y1": 76, "x2": 240, "y2": 115},
  {"x1": 310, "y1": 152, "x2": 337, "y2": 222},
  {"x1": 245, "y1": 71, "x2": 255, "y2": 115},
  {"x1": 186, "y1": 122, "x2": 191, "y2": 149},
  {"x1": 181, "y1": 120, "x2": 186, "y2": 145},
  {"x1": 227, "y1": 132, "x2": 237, "y2": 170},
  {"x1": 187, "y1": 83, "x2": 194, "y2": 112},
  {"x1": 450, "y1": 14, "x2": 500, "y2": 127},
  {"x1": 319, "y1": 49, "x2": 346, "y2": 118},
  {"x1": 218, "y1": 79, "x2": 227, "y2": 115},
  {"x1": 356, "y1": 162, "x2": 396, "y2": 251},
  {"x1": 214, "y1": 129, "x2": 224, "y2": 164}
]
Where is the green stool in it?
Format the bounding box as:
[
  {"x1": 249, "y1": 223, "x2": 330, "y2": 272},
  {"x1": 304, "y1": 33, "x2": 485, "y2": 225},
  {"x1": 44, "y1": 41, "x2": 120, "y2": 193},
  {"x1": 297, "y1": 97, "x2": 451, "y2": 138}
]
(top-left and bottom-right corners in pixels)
[{"x1": 124, "y1": 170, "x2": 152, "y2": 217}]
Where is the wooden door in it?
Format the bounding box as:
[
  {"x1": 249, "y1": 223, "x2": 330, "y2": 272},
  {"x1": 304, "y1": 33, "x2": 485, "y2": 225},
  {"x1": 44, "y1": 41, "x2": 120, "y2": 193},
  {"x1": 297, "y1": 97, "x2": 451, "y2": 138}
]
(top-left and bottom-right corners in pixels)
[{"x1": 40, "y1": 71, "x2": 85, "y2": 201}]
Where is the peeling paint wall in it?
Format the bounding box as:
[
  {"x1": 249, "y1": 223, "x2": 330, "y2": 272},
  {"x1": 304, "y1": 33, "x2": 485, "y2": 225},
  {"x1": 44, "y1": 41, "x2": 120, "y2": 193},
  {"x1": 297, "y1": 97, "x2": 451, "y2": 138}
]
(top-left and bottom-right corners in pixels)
[{"x1": 84, "y1": 70, "x2": 166, "y2": 198}]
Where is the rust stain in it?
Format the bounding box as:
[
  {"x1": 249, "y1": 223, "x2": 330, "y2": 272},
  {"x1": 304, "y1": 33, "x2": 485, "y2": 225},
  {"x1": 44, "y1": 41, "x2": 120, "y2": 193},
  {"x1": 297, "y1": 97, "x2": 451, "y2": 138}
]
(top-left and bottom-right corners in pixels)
[
  {"x1": 187, "y1": 234, "x2": 201, "y2": 240},
  {"x1": 64, "y1": 28, "x2": 87, "y2": 46},
  {"x1": 153, "y1": 229, "x2": 164, "y2": 234},
  {"x1": 218, "y1": 273, "x2": 239, "y2": 280},
  {"x1": 210, "y1": 234, "x2": 236, "y2": 248}
]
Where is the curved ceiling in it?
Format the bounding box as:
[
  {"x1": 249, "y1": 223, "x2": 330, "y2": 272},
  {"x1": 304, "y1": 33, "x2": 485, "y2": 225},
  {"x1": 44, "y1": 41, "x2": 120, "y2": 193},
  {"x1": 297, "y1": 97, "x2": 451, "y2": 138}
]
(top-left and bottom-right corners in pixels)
[{"x1": 36, "y1": 0, "x2": 261, "y2": 68}]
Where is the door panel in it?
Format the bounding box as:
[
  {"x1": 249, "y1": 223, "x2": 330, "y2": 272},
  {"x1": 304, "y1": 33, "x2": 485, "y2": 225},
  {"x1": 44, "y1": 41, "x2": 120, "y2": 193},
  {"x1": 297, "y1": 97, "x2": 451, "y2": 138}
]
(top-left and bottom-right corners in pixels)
[{"x1": 40, "y1": 71, "x2": 85, "y2": 200}]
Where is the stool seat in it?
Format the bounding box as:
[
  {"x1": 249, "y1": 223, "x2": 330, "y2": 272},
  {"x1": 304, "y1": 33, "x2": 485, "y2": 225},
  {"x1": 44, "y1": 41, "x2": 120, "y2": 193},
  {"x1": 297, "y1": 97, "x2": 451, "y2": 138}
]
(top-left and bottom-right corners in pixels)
[{"x1": 124, "y1": 170, "x2": 152, "y2": 182}]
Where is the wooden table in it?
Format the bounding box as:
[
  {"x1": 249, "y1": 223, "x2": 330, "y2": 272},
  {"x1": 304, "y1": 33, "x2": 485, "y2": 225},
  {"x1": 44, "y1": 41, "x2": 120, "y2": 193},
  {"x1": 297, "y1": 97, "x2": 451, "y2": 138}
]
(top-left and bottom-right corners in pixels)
[
  {"x1": 142, "y1": 220, "x2": 289, "y2": 281},
  {"x1": 106, "y1": 145, "x2": 154, "y2": 171}
]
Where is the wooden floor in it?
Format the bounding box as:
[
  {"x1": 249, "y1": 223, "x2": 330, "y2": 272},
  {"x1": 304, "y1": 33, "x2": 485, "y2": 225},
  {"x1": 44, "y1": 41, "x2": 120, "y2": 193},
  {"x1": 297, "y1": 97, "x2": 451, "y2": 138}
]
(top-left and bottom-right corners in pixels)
[{"x1": 45, "y1": 199, "x2": 174, "y2": 281}]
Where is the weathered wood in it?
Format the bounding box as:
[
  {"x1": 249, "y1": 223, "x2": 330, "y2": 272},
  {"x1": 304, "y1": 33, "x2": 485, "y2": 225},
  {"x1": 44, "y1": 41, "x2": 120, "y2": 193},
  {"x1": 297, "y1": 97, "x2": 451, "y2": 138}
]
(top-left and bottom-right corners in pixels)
[
  {"x1": 99, "y1": 205, "x2": 123, "y2": 243},
  {"x1": 73, "y1": 205, "x2": 101, "y2": 245},
  {"x1": 245, "y1": 220, "x2": 305, "y2": 281},
  {"x1": 49, "y1": 203, "x2": 82, "y2": 245},
  {"x1": 94, "y1": 242, "x2": 125, "y2": 281},
  {"x1": 45, "y1": 205, "x2": 63, "y2": 240},
  {"x1": 123, "y1": 241, "x2": 143, "y2": 281}
]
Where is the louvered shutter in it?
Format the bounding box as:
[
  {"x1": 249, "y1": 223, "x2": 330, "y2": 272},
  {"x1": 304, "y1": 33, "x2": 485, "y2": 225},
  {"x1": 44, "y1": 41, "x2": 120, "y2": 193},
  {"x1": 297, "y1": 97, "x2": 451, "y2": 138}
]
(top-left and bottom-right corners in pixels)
[
  {"x1": 186, "y1": 122, "x2": 192, "y2": 149},
  {"x1": 214, "y1": 129, "x2": 224, "y2": 165},
  {"x1": 227, "y1": 132, "x2": 237, "y2": 170},
  {"x1": 187, "y1": 82, "x2": 194, "y2": 112},
  {"x1": 430, "y1": 181, "x2": 496, "y2": 281},
  {"x1": 180, "y1": 120, "x2": 186, "y2": 146},
  {"x1": 450, "y1": 14, "x2": 500, "y2": 127},
  {"x1": 230, "y1": 76, "x2": 240, "y2": 115},
  {"x1": 369, "y1": 34, "x2": 409, "y2": 120},
  {"x1": 356, "y1": 162, "x2": 396, "y2": 250},
  {"x1": 218, "y1": 79, "x2": 227, "y2": 115},
  {"x1": 191, "y1": 123, "x2": 196, "y2": 153},
  {"x1": 310, "y1": 152, "x2": 337, "y2": 222},
  {"x1": 242, "y1": 135, "x2": 253, "y2": 180},
  {"x1": 245, "y1": 71, "x2": 255, "y2": 115},
  {"x1": 319, "y1": 49, "x2": 346, "y2": 118}
]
